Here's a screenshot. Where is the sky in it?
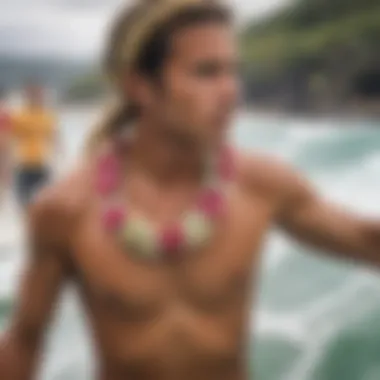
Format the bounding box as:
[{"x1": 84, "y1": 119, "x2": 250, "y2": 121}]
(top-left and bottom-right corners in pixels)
[{"x1": 0, "y1": 0, "x2": 289, "y2": 60}]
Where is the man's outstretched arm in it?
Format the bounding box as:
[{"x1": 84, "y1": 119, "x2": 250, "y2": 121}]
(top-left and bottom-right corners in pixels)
[
  {"x1": 0, "y1": 192, "x2": 72, "y2": 380},
  {"x1": 271, "y1": 161, "x2": 380, "y2": 266}
]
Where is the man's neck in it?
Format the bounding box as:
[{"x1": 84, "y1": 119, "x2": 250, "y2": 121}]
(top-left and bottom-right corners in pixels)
[{"x1": 129, "y1": 120, "x2": 214, "y2": 185}]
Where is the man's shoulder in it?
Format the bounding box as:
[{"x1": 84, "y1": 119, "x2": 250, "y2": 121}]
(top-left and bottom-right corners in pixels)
[
  {"x1": 235, "y1": 150, "x2": 301, "y2": 200},
  {"x1": 30, "y1": 162, "x2": 93, "y2": 239}
]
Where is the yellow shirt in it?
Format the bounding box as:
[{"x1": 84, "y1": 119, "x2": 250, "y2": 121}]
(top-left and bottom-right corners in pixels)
[{"x1": 12, "y1": 107, "x2": 55, "y2": 167}]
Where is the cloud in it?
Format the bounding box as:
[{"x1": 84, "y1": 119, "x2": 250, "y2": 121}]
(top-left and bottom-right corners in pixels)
[
  {"x1": 0, "y1": 0, "x2": 288, "y2": 60},
  {"x1": 0, "y1": 0, "x2": 121, "y2": 59}
]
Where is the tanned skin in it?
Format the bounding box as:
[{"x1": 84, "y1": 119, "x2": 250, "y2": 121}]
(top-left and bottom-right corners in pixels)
[{"x1": 2, "y1": 21, "x2": 380, "y2": 380}]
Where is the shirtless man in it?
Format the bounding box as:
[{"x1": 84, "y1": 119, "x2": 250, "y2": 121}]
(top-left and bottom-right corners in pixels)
[{"x1": 1, "y1": 1, "x2": 380, "y2": 380}]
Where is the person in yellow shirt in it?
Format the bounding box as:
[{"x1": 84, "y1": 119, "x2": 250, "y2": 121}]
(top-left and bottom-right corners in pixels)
[{"x1": 12, "y1": 83, "x2": 57, "y2": 207}]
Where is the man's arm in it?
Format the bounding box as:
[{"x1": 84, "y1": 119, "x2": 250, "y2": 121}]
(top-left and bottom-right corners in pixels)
[
  {"x1": 0, "y1": 192, "x2": 72, "y2": 379},
  {"x1": 274, "y1": 161, "x2": 380, "y2": 266}
]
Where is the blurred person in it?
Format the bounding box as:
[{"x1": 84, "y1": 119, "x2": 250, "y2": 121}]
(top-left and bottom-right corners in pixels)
[
  {"x1": 2, "y1": 1, "x2": 380, "y2": 380},
  {"x1": 11, "y1": 83, "x2": 57, "y2": 208},
  {"x1": 0, "y1": 87, "x2": 11, "y2": 202}
]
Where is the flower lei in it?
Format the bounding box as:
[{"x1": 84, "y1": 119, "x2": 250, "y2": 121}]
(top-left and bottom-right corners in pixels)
[{"x1": 96, "y1": 138, "x2": 234, "y2": 260}]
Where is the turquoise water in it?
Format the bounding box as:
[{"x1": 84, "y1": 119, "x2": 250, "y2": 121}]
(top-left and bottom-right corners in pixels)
[{"x1": 1, "y1": 110, "x2": 380, "y2": 380}]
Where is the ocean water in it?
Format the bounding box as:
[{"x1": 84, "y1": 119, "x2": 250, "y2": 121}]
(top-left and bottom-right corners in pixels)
[{"x1": 1, "y1": 110, "x2": 380, "y2": 380}]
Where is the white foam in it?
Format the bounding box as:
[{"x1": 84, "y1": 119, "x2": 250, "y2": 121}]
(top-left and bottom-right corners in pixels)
[{"x1": 254, "y1": 310, "x2": 308, "y2": 345}]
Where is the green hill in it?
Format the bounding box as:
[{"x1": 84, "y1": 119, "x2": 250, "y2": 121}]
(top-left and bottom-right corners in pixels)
[
  {"x1": 241, "y1": 0, "x2": 380, "y2": 114},
  {"x1": 0, "y1": 55, "x2": 90, "y2": 90}
]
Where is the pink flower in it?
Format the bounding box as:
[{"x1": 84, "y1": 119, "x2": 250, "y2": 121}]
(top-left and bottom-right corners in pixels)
[
  {"x1": 160, "y1": 224, "x2": 185, "y2": 258},
  {"x1": 103, "y1": 206, "x2": 125, "y2": 232},
  {"x1": 198, "y1": 188, "x2": 223, "y2": 219}
]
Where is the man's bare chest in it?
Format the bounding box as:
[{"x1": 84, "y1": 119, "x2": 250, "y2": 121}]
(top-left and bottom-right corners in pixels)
[{"x1": 70, "y1": 189, "x2": 272, "y2": 322}]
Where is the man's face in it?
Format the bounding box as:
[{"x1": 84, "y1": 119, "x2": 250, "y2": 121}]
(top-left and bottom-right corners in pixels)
[{"x1": 141, "y1": 22, "x2": 239, "y2": 145}]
